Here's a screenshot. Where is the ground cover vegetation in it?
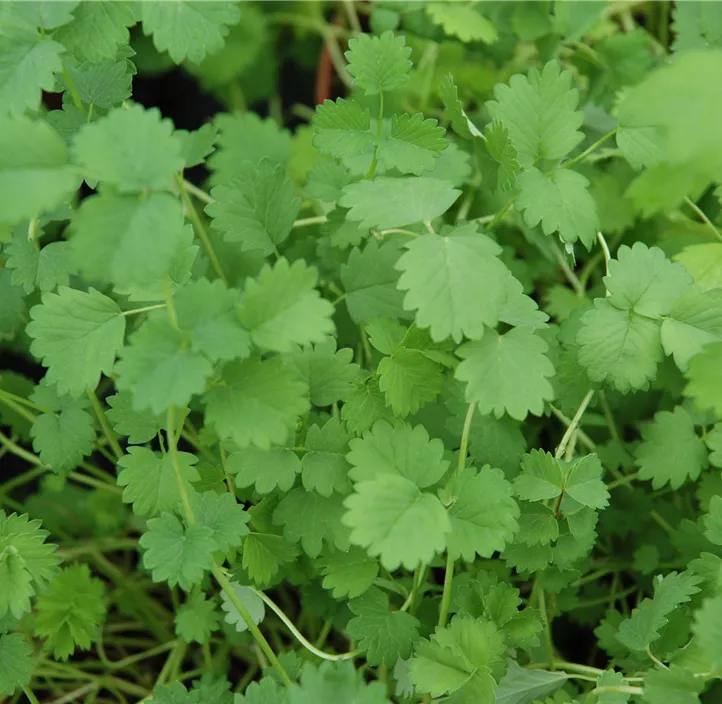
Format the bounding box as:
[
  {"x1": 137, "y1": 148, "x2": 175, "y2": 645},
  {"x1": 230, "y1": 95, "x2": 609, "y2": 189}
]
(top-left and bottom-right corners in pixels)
[{"x1": 1, "y1": 1, "x2": 722, "y2": 702}]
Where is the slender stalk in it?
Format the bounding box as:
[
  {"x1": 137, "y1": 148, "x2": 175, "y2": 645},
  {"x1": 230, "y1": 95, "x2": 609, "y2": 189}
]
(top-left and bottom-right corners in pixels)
[
  {"x1": 167, "y1": 406, "x2": 195, "y2": 522},
  {"x1": 365, "y1": 91, "x2": 384, "y2": 180},
  {"x1": 250, "y1": 587, "x2": 359, "y2": 661},
  {"x1": 87, "y1": 388, "x2": 123, "y2": 460},
  {"x1": 486, "y1": 198, "x2": 515, "y2": 231},
  {"x1": 293, "y1": 215, "x2": 327, "y2": 228},
  {"x1": 562, "y1": 128, "x2": 618, "y2": 170},
  {"x1": 550, "y1": 240, "x2": 585, "y2": 296},
  {"x1": 49, "y1": 683, "x2": 98, "y2": 704},
  {"x1": 685, "y1": 196, "x2": 722, "y2": 243},
  {"x1": 121, "y1": 304, "x2": 167, "y2": 317},
  {"x1": 182, "y1": 179, "x2": 214, "y2": 204},
  {"x1": 321, "y1": 27, "x2": 354, "y2": 89},
  {"x1": 211, "y1": 565, "x2": 292, "y2": 686},
  {"x1": 163, "y1": 278, "x2": 180, "y2": 329},
  {"x1": 379, "y1": 228, "x2": 419, "y2": 238},
  {"x1": 555, "y1": 390, "x2": 594, "y2": 459},
  {"x1": 174, "y1": 173, "x2": 228, "y2": 283},
  {"x1": 23, "y1": 686, "x2": 42, "y2": 704},
  {"x1": 0, "y1": 388, "x2": 47, "y2": 414},
  {"x1": 594, "y1": 685, "x2": 644, "y2": 696},
  {"x1": 597, "y1": 231, "x2": 612, "y2": 277},
  {"x1": 539, "y1": 589, "x2": 555, "y2": 670},
  {"x1": 342, "y1": 0, "x2": 362, "y2": 33},
  {"x1": 0, "y1": 430, "x2": 45, "y2": 466},
  {"x1": 437, "y1": 552, "x2": 455, "y2": 629},
  {"x1": 61, "y1": 67, "x2": 82, "y2": 109}
]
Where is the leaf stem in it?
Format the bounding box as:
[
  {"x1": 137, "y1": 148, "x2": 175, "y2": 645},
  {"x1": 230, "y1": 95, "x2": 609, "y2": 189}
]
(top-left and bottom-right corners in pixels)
[
  {"x1": 167, "y1": 405, "x2": 195, "y2": 523},
  {"x1": 554, "y1": 390, "x2": 594, "y2": 459},
  {"x1": 0, "y1": 388, "x2": 39, "y2": 423},
  {"x1": 163, "y1": 278, "x2": 180, "y2": 329},
  {"x1": 174, "y1": 173, "x2": 228, "y2": 284},
  {"x1": 437, "y1": 552, "x2": 455, "y2": 629},
  {"x1": 342, "y1": 0, "x2": 362, "y2": 33},
  {"x1": 293, "y1": 215, "x2": 327, "y2": 228},
  {"x1": 182, "y1": 179, "x2": 214, "y2": 204},
  {"x1": 597, "y1": 231, "x2": 612, "y2": 277},
  {"x1": 211, "y1": 565, "x2": 293, "y2": 687},
  {"x1": 0, "y1": 429, "x2": 45, "y2": 467},
  {"x1": 538, "y1": 588, "x2": 555, "y2": 670},
  {"x1": 550, "y1": 240, "x2": 585, "y2": 297},
  {"x1": 561, "y1": 128, "x2": 618, "y2": 170},
  {"x1": 87, "y1": 388, "x2": 123, "y2": 460},
  {"x1": 121, "y1": 303, "x2": 167, "y2": 317},
  {"x1": 684, "y1": 196, "x2": 722, "y2": 243},
  {"x1": 365, "y1": 91, "x2": 384, "y2": 180},
  {"x1": 61, "y1": 66, "x2": 82, "y2": 109},
  {"x1": 23, "y1": 686, "x2": 41, "y2": 704},
  {"x1": 249, "y1": 586, "x2": 359, "y2": 661}
]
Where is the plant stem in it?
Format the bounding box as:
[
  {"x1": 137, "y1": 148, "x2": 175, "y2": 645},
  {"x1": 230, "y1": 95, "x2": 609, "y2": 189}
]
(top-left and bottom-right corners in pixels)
[
  {"x1": 437, "y1": 552, "x2": 455, "y2": 629},
  {"x1": 0, "y1": 389, "x2": 38, "y2": 423},
  {"x1": 365, "y1": 91, "x2": 384, "y2": 180},
  {"x1": 486, "y1": 198, "x2": 515, "y2": 231},
  {"x1": 538, "y1": 588, "x2": 555, "y2": 670},
  {"x1": 684, "y1": 196, "x2": 722, "y2": 243},
  {"x1": 550, "y1": 240, "x2": 585, "y2": 296},
  {"x1": 342, "y1": 0, "x2": 362, "y2": 33},
  {"x1": 211, "y1": 565, "x2": 292, "y2": 686},
  {"x1": 174, "y1": 173, "x2": 228, "y2": 283},
  {"x1": 555, "y1": 390, "x2": 594, "y2": 459},
  {"x1": 121, "y1": 303, "x2": 167, "y2": 317},
  {"x1": 87, "y1": 388, "x2": 123, "y2": 460},
  {"x1": 293, "y1": 215, "x2": 327, "y2": 228},
  {"x1": 167, "y1": 406, "x2": 195, "y2": 522},
  {"x1": 250, "y1": 586, "x2": 359, "y2": 661},
  {"x1": 23, "y1": 686, "x2": 41, "y2": 704},
  {"x1": 562, "y1": 128, "x2": 618, "y2": 170},
  {"x1": 61, "y1": 67, "x2": 82, "y2": 109},
  {"x1": 597, "y1": 231, "x2": 612, "y2": 277},
  {"x1": 0, "y1": 429, "x2": 45, "y2": 467},
  {"x1": 183, "y1": 179, "x2": 214, "y2": 204}
]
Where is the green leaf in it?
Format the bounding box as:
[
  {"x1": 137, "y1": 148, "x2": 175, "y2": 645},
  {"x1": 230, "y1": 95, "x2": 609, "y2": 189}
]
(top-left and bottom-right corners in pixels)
[
  {"x1": 273, "y1": 490, "x2": 349, "y2": 558},
  {"x1": 175, "y1": 592, "x2": 219, "y2": 645},
  {"x1": 27, "y1": 287, "x2": 125, "y2": 398},
  {"x1": 192, "y1": 490, "x2": 249, "y2": 554},
  {"x1": 484, "y1": 119, "x2": 520, "y2": 191},
  {"x1": 426, "y1": 3, "x2": 497, "y2": 44},
  {"x1": 516, "y1": 503, "x2": 559, "y2": 546},
  {"x1": 147, "y1": 681, "x2": 200, "y2": 704},
  {"x1": 347, "y1": 420, "x2": 448, "y2": 487},
  {"x1": 672, "y1": 2, "x2": 722, "y2": 52},
  {"x1": 636, "y1": 406, "x2": 708, "y2": 490},
  {"x1": 341, "y1": 240, "x2": 409, "y2": 324},
  {"x1": 456, "y1": 327, "x2": 555, "y2": 420},
  {"x1": 642, "y1": 666, "x2": 703, "y2": 704},
  {"x1": 71, "y1": 192, "x2": 186, "y2": 288},
  {"x1": 204, "y1": 357, "x2": 309, "y2": 450},
  {"x1": 318, "y1": 546, "x2": 379, "y2": 599},
  {"x1": 227, "y1": 447, "x2": 301, "y2": 495},
  {"x1": 514, "y1": 450, "x2": 564, "y2": 502},
  {"x1": 344, "y1": 474, "x2": 450, "y2": 570},
  {"x1": 115, "y1": 317, "x2": 213, "y2": 414},
  {"x1": 707, "y1": 424, "x2": 722, "y2": 468},
  {"x1": 617, "y1": 126, "x2": 664, "y2": 171},
  {"x1": 616, "y1": 571, "x2": 702, "y2": 651},
  {"x1": 516, "y1": 167, "x2": 599, "y2": 248},
  {"x1": 5, "y1": 232, "x2": 75, "y2": 294},
  {"x1": 33, "y1": 564, "x2": 106, "y2": 660},
  {"x1": 0, "y1": 116, "x2": 76, "y2": 224},
  {"x1": 141, "y1": 1, "x2": 241, "y2": 64},
  {"x1": 395, "y1": 224, "x2": 513, "y2": 342},
  {"x1": 61, "y1": 58, "x2": 132, "y2": 108},
  {"x1": 117, "y1": 446, "x2": 199, "y2": 518},
  {"x1": 54, "y1": 1, "x2": 136, "y2": 63},
  {"x1": 301, "y1": 418, "x2": 353, "y2": 497},
  {"x1": 285, "y1": 339, "x2": 359, "y2": 407},
  {"x1": 290, "y1": 661, "x2": 389, "y2": 704},
  {"x1": 494, "y1": 660, "x2": 569, "y2": 704},
  {"x1": 487, "y1": 60, "x2": 583, "y2": 167},
  {"x1": 606, "y1": 243, "x2": 692, "y2": 319},
  {"x1": 175, "y1": 123, "x2": 217, "y2": 168},
  {"x1": 174, "y1": 278, "x2": 250, "y2": 362},
  {"x1": 220, "y1": 582, "x2": 265, "y2": 633},
  {"x1": 0, "y1": 24, "x2": 63, "y2": 118},
  {"x1": 378, "y1": 347, "x2": 444, "y2": 417},
  {"x1": 241, "y1": 533, "x2": 299, "y2": 587},
  {"x1": 439, "y1": 74, "x2": 483, "y2": 140},
  {"x1": 577, "y1": 299, "x2": 663, "y2": 393},
  {"x1": 340, "y1": 177, "x2": 460, "y2": 230},
  {"x1": 346, "y1": 587, "x2": 420, "y2": 666},
  {"x1": 565, "y1": 454, "x2": 610, "y2": 509},
  {"x1": 0, "y1": 634, "x2": 33, "y2": 696},
  {"x1": 341, "y1": 375, "x2": 397, "y2": 434},
  {"x1": 595, "y1": 670, "x2": 631, "y2": 704},
  {"x1": 684, "y1": 341, "x2": 722, "y2": 416},
  {"x1": 238, "y1": 677, "x2": 288, "y2": 704},
  {"x1": 30, "y1": 391, "x2": 94, "y2": 473},
  {"x1": 691, "y1": 595, "x2": 722, "y2": 669},
  {"x1": 312, "y1": 98, "x2": 372, "y2": 159},
  {"x1": 140, "y1": 513, "x2": 216, "y2": 591},
  {"x1": 238, "y1": 259, "x2": 334, "y2": 353},
  {"x1": 676, "y1": 243, "x2": 722, "y2": 292},
  {"x1": 661, "y1": 287, "x2": 722, "y2": 371},
  {"x1": 345, "y1": 31, "x2": 411, "y2": 95},
  {"x1": 444, "y1": 467, "x2": 519, "y2": 561},
  {"x1": 73, "y1": 105, "x2": 184, "y2": 193},
  {"x1": 206, "y1": 159, "x2": 301, "y2": 254},
  {"x1": 409, "y1": 615, "x2": 505, "y2": 703},
  {"x1": 379, "y1": 113, "x2": 447, "y2": 176},
  {"x1": 0, "y1": 1, "x2": 80, "y2": 30},
  {"x1": 0, "y1": 511, "x2": 60, "y2": 619}
]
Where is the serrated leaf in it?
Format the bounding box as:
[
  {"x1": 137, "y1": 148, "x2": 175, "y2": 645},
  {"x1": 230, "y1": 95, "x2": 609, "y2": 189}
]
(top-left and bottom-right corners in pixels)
[
  {"x1": 192, "y1": 490, "x2": 249, "y2": 554},
  {"x1": 318, "y1": 547, "x2": 378, "y2": 599},
  {"x1": 0, "y1": 633, "x2": 33, "y2": 696},
  {"x1": 27, "y1": 287, "x2": 125, "y2": 397},
  {"x1": 395, "y1": 224, "x2": 513, "y2": 342},
  {"x1": 241, "y1": 533, "x2": 299, "y2": 587},
  {"x1": 30, "y1": 401, "x2": 94, "y2": 474},
  {"x1": 345, "y1": 31, "x2": 411, "y2": 95},
  {"x1": 312, "y1": 98, "x2": 372, "y2": 159},
  {"x1": 238, "y1": 259, "x2": 334, "y2": 353},
  {"x1": 0, "y1": 116, "x2": 76, "y2": 224},
  {"x1": 684, "y1": 342, "x2": 722, "y2": 416},
  {"x1": 426, "y1": 3, "x2": 497, "y2": 44},
  {"x1": 220, "y1": 582, "x2": 265, "y2": 633},
  {"x1": 74, "y1": 105, "x2": 184, "y2": 193},
  {"x1": 204, "y1": 357, "x2": 309, "y2": 450},
  {"x1": 141, "y1": 1, "x2": 241, "y2": 64},
  {"x1": 444, "y1": 467, "x2": 519, "y2": 561},
  {"x1": 301, "y1": 418, "x2": 353, "y2": 496},
  {"x1": 577, "y1": 299, "x2": 663, "y2": 393},
  {"x1": 0, "y1": 25, "x2": 63, "y2": 117},
  {"x1": 175, "y1": 592, "x2": 219, "y2": 645},
  {"x1": 439, "y1": 74, "x2": 483, "y2": 140},
  {"x1": 227, "y1": 447, "x2": 301, "y2": 495},
  {"x1": 636, "y1": 406, "x2": 708, "y2": 490},
  {"x1": 175, "y1": 123, "x2": 217, "y2": 168},
  {"x1": 484, "y1": 119, "x2": 520, "y2": 191},
  {"x1": 61, "y1": 58, "x2": 132, "y2": 108},
  {"x1": 347, "y1": 587, "x2": 420, "y2": 666},
  {"x1": 5, "y1": 232, "x2": 75, "y2": 295},
  {"x1": 117, "y1": 446, "x2": 199, "y2": 518},
  {"x1": 379, "y1": 113, "x2": 447, "y2": 176},
  {"x1": 206, "y1": 159, "x2": 301, "y2": 254},
  {"x1": 674, "y1": 243, "x2": 722, "y2": 292},
  {"x1": 340, "y1": 177, "x2": 460, "y2": 230},
  {"x1": 456, "y1": 327, "x2": 555, "y2": 420},
  {"x1": 514, "y1": 450, "x2": 564, "y2": 502},
  {"x1": 494, "y1": 660, "x2": 569, "y2": 704},
  {"x1": 487, "y1": 60, "x2": 583, "y2": 167},
  {"x1": 642, "y1": 666, "x2": 703, "y2": 704},
  {"x1": 140, "y1": 513, "x2": 216, "y2": 591},
  {"x1": 341, "y1": 376, "x2": 397, "y2": 435},
  {"x1": 516, "y1": 167, "x2": 599, "y2": 248},
  {"x1": 378, "y1": 347, "x2": 444, "y2": 417}
]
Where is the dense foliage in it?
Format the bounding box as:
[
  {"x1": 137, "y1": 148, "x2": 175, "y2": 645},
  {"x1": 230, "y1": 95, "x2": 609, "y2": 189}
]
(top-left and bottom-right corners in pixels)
[{"x1": 2, "y1": 1, "x2": 722, "y2": 702}]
